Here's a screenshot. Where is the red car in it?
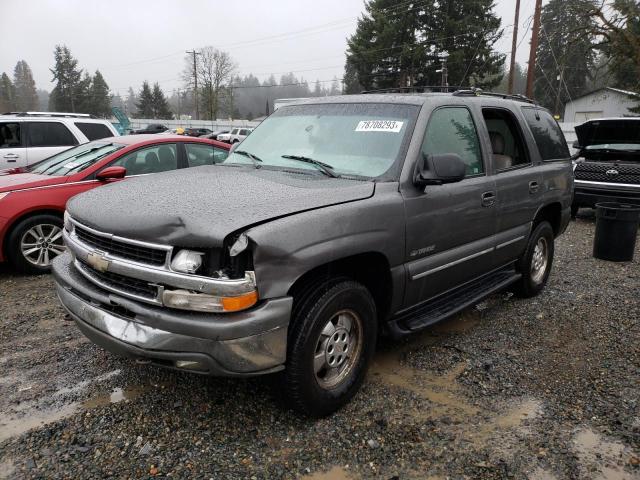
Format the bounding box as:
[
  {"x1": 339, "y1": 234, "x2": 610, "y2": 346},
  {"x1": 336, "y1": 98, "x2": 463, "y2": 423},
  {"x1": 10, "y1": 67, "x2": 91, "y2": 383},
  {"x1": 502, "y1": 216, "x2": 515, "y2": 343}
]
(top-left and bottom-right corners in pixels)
[{"x1": 0, "y1": 135, "x2": 230, "y2": 274}]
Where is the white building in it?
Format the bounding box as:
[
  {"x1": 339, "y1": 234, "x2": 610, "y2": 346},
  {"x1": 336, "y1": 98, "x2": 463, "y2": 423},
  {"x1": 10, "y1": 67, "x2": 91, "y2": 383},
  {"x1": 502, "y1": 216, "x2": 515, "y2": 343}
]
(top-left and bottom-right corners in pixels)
[{"x1": 563, "y1": 87, "x2": 639, "y2": 123}]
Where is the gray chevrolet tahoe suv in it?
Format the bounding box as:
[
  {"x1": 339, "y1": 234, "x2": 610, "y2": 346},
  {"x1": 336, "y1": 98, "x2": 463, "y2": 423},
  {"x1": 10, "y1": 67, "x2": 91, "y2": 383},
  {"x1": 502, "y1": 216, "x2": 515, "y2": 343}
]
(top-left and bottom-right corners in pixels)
[{"x1": 53, "y1": 92, "x2": 572, "y2": 416}]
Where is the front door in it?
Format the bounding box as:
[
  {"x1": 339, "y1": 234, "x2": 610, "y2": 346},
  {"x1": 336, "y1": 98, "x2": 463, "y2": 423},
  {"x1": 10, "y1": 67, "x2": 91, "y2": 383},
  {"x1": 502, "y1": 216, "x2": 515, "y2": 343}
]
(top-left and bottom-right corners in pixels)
[
  {"x1": 402, "y1": 106, "x2": 497, "y2": 308},
  {"x1": 0, "y1": 121, "x2": 26, "y2": 168}
]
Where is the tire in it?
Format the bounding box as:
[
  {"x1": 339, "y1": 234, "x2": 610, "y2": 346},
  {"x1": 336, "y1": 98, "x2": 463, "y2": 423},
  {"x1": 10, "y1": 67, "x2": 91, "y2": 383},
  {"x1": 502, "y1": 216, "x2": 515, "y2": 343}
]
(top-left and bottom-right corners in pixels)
[
  {"x1": 6, "y1": 214, "x2": 65, "y2": 274},
  {"x1": 513, "y1": 221, "x2": 554, "y2": 298},
  {"x1": 283, "y1": 279, "x2": 377, "y2": 417}
]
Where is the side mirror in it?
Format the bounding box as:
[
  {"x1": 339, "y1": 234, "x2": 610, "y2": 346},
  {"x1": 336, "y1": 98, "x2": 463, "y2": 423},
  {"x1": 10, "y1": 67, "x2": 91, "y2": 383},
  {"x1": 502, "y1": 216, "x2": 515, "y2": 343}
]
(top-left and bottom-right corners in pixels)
[
  {"x1": 96, "y1": 166, "x2": 127, "y2": 181},
  {"x1": 414, "y1": 153, "x2": 466, "y2": 187}
]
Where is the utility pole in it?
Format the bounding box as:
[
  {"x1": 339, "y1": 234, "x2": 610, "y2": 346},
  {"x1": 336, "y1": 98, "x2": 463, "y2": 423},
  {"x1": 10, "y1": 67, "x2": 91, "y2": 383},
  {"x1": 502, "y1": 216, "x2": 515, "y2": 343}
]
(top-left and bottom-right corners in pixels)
[
  {"x1": 186, "y1": 49, "x2": 201, "y2": 120},
  {"x1": 554, "y1": 68, "x2": 564, "y2": 117},
  {"x1": 436, "y1": 52, "x2": 449, "y2": 90},
  {"x1": 508, "y1": 0, "x2": 521, "y2": 94},
  {"x1": 526, "y1": 0, "x2": 542, "y2": 99}
]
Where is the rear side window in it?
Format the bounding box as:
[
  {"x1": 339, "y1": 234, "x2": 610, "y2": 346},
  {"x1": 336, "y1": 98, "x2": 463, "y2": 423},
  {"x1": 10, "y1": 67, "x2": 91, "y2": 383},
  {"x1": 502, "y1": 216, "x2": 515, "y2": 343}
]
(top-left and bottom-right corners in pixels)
[
  {"x1": 27, "y1": 122, "x2": 77, "y2": 147},
  {"x1": 0, "y1": 122, "x2": 22, "y2": 148},
  {"x1": 521, "y1": 108, "x2": 569, "y2": 161},
  {"x1": 75, "y1": 122, "x2": 113, "y2": 141}
]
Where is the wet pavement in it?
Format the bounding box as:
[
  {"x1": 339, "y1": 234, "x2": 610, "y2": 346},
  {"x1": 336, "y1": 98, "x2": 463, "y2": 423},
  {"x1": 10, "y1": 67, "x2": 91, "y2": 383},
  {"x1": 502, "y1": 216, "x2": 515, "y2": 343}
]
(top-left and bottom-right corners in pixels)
[{"x1": 0, "y1": 215, "x2": 638, "y2": 479}]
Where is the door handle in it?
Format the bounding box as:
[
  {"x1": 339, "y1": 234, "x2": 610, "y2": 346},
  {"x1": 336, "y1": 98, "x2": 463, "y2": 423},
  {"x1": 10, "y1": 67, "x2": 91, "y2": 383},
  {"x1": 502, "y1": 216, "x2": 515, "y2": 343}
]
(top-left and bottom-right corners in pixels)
[
  {"x1": 529, "y1": 181, "x2": 539, "y2": 194},
  {"x1": 3, "y1": 153, "x2": 19, "y2": 162},
  {"x1": 481, "y1": 191, "x2": 496, "y2": 207}
]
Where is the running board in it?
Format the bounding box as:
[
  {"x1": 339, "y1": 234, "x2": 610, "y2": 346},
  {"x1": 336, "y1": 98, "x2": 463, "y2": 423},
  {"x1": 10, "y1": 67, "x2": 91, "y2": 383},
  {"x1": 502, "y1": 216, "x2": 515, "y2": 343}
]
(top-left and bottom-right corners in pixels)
[{"x1": 388, "y1": 267, "x2": 521, "y2": 338}]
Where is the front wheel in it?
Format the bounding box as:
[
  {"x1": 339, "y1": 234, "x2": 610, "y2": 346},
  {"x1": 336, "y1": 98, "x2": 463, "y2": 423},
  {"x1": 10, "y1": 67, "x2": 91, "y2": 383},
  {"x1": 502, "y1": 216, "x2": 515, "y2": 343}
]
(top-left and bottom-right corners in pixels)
[
  {"x1": 283, "y1": 279, "x2": 377, "y2": 417},
  {"x1": 513, "y1": 221, "x2": 554, "y2": 298},
  {"x1": 7, "y1": 214, "x2": 66, "y2": 274}
]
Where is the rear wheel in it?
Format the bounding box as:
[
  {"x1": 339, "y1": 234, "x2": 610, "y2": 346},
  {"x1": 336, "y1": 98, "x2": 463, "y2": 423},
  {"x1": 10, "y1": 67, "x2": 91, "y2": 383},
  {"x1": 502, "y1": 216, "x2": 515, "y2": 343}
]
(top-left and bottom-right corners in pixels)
[
  {"x1": 513, "y1": 221, "x2": 554, "y2": 298},
  {"x1": 283, "y1": 279, "x2": 377, "y2": 417},
  {"x1": 7, "y1": 214, "x2": 66, "y2": 274}
]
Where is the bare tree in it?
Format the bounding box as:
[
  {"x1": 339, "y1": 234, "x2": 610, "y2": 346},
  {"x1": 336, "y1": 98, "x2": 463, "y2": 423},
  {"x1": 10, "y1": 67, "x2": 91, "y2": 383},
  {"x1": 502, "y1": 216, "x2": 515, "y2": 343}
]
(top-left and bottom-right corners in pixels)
[{"x1": 182, "y1": 47, "x2": 235, "y2": 120}]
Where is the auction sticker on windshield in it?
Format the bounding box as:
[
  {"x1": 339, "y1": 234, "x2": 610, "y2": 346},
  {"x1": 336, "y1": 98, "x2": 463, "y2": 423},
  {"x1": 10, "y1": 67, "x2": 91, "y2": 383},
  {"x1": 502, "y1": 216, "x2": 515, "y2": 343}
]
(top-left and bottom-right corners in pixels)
[{"x1": 355, "y1": 120, "x2": 404, "y2": 133}]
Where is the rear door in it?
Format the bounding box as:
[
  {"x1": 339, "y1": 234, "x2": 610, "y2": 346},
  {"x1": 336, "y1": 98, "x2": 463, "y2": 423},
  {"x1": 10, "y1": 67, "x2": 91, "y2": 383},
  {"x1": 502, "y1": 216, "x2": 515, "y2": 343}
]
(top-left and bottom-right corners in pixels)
[
  {"x1": 478, "y1": 105, "x2": 542, "y2": 266},
  {"x1": 184, "y1": 143, "x2": 229, "y2": 167},
  {"x1": 26, "y1": 121, "x2": 79, "y2": 164},
  {"x1": 0, "y1": 121, "x2": 26, "y2": 168},
  {"x1": 403, "y1": 105, "x2": 498, "y2": 307}
]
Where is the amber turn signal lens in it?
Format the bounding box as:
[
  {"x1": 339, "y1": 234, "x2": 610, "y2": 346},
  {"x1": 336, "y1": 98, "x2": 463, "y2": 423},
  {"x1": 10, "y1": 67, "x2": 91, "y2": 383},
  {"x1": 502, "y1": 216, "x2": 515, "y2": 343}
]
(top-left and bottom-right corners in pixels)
[{"x1": 221, "y1": 291, "x2": 258, "y2": 312}]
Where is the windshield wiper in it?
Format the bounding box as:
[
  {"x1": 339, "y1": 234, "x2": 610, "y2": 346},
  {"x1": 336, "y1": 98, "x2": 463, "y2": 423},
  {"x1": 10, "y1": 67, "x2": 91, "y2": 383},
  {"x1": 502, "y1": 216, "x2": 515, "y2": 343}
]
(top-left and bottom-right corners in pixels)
[
  {"x1": 281, "y1": 154, "x2": 339, "y2": 178},
  {"x1": 234, "y1": 150, "x2": 263, "y2": 168}
]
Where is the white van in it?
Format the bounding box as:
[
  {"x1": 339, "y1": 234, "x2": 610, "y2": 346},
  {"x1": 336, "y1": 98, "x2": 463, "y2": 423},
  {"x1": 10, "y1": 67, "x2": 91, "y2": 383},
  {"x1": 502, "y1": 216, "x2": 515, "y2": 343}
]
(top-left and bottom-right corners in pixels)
[{"x1": 0, "y1": 112, "x2": 119, "y2": 169}]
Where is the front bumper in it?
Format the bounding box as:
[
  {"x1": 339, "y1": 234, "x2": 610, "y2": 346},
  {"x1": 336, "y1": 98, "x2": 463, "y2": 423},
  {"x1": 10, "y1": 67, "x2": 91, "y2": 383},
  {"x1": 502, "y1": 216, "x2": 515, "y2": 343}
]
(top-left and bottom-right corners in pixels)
[
  {"x1": 53, "y1": 252, "x2": 292, "y2": 376},
  {"x1": 573, "y1": 180, "x2": 640, "y2": 208}
]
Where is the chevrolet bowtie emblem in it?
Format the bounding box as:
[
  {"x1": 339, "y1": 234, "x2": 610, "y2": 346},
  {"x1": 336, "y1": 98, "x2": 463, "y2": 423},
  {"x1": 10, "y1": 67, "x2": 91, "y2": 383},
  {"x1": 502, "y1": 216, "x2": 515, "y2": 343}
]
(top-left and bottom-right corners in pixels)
[{"x1": 87, "y1": 252, "x2": 110, "y2": 272}]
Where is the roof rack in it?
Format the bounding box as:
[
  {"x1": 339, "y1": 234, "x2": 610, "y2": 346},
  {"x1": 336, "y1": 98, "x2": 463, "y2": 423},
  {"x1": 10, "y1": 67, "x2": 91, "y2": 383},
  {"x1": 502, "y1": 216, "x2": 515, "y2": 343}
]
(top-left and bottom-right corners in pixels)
[
  {"x1": 1, "y1": 111, "x2": 97, "y2": 118},
  {"x1": 360, "y1": 86, "x2": 536, "y2": 104},
  {"x1": 361, "y1": 85, "x2": 459, "y2": 94}
]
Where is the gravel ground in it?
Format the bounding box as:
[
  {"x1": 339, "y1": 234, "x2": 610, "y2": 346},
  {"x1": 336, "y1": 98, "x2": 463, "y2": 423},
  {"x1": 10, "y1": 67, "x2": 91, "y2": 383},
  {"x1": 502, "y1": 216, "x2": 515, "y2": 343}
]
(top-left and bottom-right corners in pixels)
[{"x1": 0, "y1": 214, "x2": 638, "y2": 479}]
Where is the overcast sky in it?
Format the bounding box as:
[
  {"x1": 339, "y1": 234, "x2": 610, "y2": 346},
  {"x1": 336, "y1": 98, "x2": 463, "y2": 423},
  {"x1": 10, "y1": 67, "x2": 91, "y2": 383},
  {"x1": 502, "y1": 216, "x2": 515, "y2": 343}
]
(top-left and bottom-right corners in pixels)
[{"x1": 1, "y1": 0, "x2": 540, "y2": 97}]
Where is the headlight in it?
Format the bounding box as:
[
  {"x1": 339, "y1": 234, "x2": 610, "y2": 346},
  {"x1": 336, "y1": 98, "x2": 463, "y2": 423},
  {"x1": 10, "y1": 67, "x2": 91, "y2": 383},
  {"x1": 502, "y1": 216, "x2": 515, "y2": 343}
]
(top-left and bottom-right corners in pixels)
[
  {"x1": 162, "y1": 289, "x2": 258, "y2": 313},
  {"x1": 0, "y1": 192, "x2": 10, "y2": 201},
  {"x1": 171, "y1": 249, "x2": 203, "y2": 274},
  {"x1": 63, "y1": 211, "x2": 74, "y2": 233}
]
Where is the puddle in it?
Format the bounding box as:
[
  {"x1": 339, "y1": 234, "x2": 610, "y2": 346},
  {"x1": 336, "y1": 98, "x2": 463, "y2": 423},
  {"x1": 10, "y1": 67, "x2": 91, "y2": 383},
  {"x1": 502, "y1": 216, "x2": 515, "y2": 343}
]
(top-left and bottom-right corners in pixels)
[
  {"x1": 0, "y1": 403, "x2": 79, "y2": 443},
  {"x1": 573, "y1": 428, "x2": 633, "y2": 480},
  {"x1": 0, "y1": 382, "x2": 161, "y2": 442},
  {"x1": 83, "y1": 385, "x2": 150, "y2": 408},
  {"x1": 301, "y1": 466, "x2": 354, "y2": 480},
  {"x1": 53, "y1": 369, "x2": 121, "y2": 397}
]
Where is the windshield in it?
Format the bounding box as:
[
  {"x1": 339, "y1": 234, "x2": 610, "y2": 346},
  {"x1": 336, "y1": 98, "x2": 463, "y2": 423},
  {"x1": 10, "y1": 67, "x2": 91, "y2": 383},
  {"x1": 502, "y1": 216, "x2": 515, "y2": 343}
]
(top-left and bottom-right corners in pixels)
[
  {"x1": 29, "y1": 142, "x2": 124, "y2": 176},
  {"x1": 223, "y1": 102, "x2": 418, "y2": 178}
]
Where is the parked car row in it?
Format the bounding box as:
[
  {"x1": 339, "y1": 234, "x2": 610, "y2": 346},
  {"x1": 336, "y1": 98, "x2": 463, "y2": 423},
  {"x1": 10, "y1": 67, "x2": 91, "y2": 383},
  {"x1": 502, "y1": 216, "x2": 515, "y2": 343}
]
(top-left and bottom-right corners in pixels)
[
  {"x1": 0, "y1": 134, "x2": 229, "y2": 273},
  {"x1": 130, "y1": 124, "x2": 253, "y2": 142}
]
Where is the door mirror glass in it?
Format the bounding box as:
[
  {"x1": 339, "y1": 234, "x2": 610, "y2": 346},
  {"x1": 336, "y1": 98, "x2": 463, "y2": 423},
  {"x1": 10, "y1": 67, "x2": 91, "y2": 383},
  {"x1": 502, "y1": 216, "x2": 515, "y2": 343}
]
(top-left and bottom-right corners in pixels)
[{"x1": 96, "y1": 165, "x2": 126, "y2": 181}]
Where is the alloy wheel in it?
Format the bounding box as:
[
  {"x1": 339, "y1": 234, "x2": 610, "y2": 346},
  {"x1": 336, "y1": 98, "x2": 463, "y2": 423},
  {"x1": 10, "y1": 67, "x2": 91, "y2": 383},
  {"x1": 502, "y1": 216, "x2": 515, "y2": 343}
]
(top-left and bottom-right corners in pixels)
[{"x1": 20, "y1": 224, "x2": 66, "y2": 267}]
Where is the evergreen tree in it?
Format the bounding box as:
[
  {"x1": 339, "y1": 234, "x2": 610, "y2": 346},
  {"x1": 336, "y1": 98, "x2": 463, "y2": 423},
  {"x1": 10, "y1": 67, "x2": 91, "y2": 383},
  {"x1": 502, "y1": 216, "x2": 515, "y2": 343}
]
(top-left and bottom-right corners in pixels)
[
  {"x1": 534, "y1": 0, "x2": 598, "y2": 114},
  {"x1": 50, "y1": 45, "x2": 83, "y2": 112},
  {"x1": 90, "y1": 70, "x2": 111, "y2": 118},
  {"x1": 13, "y1": 60, "x2": 38, "y2": 111},
  {"x1": 125, "y1": 87, "x2": 137, "y2": 116},
  {"x1": 76, "y1": 72, "x2": 93, "y2": 114},
  {"x1": 135, "y1": 81, "x2": 154, "y2": 118},
  {"x1": 151, "y1": 83, "x2": 172, "y2": 119},
  {"x1": 0, "y1": 73, "x2": 15, "y2": 112},
  {"x1": 345, "y1": 0, "x2": 504, "y2": 91},
  {"x1": 586, "y1": 0, "x2": 640, "y2": 111}
]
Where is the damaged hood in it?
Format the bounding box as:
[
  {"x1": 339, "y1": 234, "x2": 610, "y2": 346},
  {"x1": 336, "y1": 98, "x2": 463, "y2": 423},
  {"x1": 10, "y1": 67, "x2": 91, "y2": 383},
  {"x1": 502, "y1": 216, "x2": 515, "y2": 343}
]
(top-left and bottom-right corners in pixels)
[{"x1": 67, "y1": 166, "x2": 374, "y2": 247}]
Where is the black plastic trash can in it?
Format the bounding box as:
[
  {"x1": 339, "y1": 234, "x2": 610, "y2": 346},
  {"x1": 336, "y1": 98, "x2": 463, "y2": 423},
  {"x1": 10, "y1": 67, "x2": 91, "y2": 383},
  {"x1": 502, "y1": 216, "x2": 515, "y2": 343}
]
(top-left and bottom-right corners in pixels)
[{"x1": 593, "y1": 202, "x2": 640, "y2": 262}]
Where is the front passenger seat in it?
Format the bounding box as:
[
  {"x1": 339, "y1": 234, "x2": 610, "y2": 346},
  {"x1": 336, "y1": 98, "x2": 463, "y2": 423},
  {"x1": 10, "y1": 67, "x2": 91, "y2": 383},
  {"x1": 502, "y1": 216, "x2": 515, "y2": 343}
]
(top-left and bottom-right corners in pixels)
[
  {"x1": 489, "y1": 131, "x2": 513, "y2": 170},
  {"x1": 142, "y1": 151, "x2": 160, "y2": 174}
]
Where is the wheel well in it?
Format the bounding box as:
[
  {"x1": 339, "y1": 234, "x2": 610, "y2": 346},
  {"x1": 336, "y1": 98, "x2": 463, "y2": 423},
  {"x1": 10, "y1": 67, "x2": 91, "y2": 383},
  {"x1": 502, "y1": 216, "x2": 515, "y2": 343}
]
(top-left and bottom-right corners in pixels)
[
  {"x1": 287, "y1": 252, "x2": 392, "y2": 324},
  {"x1": 3, "y1": 209, "x2": 63, "y2": 257},
  {"x1": 534, "y1": 203, "x2": 562, "y2": 237}
]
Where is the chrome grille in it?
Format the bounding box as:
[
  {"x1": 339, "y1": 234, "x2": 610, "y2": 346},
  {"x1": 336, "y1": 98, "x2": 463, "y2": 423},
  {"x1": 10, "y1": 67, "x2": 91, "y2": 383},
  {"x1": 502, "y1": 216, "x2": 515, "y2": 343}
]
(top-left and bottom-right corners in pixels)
[
  {"x1": 76, "y1": 260, "x2": 159, "y2": 302},
  {"x1": 574, "y1": 162, "x2": 640, "y2": 185},
  {"x1": 74, "y1": 224, "x2": 168, "y2": 266}
]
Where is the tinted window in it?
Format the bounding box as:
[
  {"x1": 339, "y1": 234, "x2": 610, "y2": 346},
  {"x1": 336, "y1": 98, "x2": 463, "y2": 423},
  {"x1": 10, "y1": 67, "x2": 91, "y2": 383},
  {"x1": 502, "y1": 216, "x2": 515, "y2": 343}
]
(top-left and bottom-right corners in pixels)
[
  {"x1": 27, "y1": 122, "x2": 77, "y2": 147},
  {"x1": 186, "y1": 143, "x2": 228, "y2": 167},
  {"x1": 29, "y1": 142, "x2": 123, "y2": 176},
  {"x1": 75, "y1": 122, "x2": 113, "y2": 141},
  {"x1": 0, "y1": 122, "x2": 22, "y2": 148},
  {"x1": 421, "y1": 107, "x2": 483, "y2": 175},
  {"x1": 521, "y1": 108, "x2": 569, "y2": 160},
  {"x1": 112, "y1": 143, "x2": 178, "y2": 175}
]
